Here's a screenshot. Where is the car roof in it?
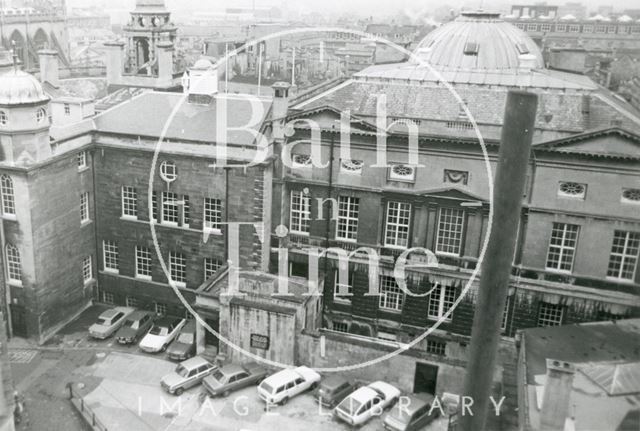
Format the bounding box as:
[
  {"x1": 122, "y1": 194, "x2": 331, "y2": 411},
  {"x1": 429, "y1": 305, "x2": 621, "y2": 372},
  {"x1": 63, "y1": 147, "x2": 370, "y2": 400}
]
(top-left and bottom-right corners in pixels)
[
  {"x1": 264, "y1": 368, "x2": 299, "y2": 385},
  {"x1": 320, "y1": 375, "x2": 349, "y2": 389},
  {"x1": 180, "y1": 356, "x2": 211, "y2": 369},
  {"x1": 349, "y1": 387, "x2": 377, "y2": 403},
  {"x1": 368, "y1": 381, "x2": 397, "y2": 395},
  {"x1": 399, "y1": 395, "x2": 433, "y2": 415},
  {"x1": 220, "y1": 365, "x2": 244, "y2": 376},
  {"x1": 128, "y1": 310, "x2": 152, "y2": 320},
  {"x1": 101, "y1": 307, "x2": 133, "y2": 318}
]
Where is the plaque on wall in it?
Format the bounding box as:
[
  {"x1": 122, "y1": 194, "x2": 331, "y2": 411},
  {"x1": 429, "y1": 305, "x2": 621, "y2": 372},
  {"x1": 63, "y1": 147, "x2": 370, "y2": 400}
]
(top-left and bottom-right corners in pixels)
[{"x1": 250, "y1": 333, "x2": 270, "y2": 350}]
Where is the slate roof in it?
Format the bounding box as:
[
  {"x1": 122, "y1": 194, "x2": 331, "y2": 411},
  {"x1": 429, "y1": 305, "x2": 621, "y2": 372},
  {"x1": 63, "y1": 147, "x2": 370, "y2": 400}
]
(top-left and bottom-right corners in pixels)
[{"x1": 94, "y1": 91, "x2": 272, "y2": 147}]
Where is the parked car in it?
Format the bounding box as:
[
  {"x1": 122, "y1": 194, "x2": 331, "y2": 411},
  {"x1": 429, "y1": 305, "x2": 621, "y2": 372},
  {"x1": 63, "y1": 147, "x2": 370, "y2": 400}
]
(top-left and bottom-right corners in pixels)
[
  {"x1": 257, "y1": 366, "x2": 321, "y2": 405},
  {"x1": 139, "y1": 316, "x2": 186, "y2": 353},
  {"x1": 115, "y1": 311, "x2": 155, "y2": 345},
  {"x1": 334, "y1": 381, "x2": 401, "y2": 427},
  {"x1": 383, "y1": 394, "x2": 440, "y2": 431},
  {"x1": 160, "y1": 356, "x2": 217, "y2": 396},
  {"x1": 166, "y1": 320, "x2": 196, "y2": 361},
  {"x1": 88, "y1": 307, "x2": 135, "y2": 339},
  {"x1": 314, "y1": 375, "x2": 358, "y2": 408},
  {"x1": 202, "y1": 362, "x2": 268, "y2": 397}
]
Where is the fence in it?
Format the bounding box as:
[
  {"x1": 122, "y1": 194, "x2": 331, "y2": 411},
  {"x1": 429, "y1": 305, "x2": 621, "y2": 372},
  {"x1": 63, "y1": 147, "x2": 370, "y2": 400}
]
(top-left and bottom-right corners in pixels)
[{"x1": 67, "y1": 383, "x2": 108, "y2": 431}]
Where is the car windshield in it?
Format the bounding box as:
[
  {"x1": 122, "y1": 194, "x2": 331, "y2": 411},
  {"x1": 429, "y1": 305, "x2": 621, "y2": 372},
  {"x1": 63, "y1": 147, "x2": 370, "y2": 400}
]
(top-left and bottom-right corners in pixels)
[
  {"x1": 337, "y1": 397, "x2": 363, "y2": 416},
  {"x1": 96, "y1": 317, "x2": 111, "y2": 326},
  {"x1": 177, "y1": 333, "x2": 193, "y2": 344},
  {"x1": 123, "y1": 319, "x2": 138, "y2": 329},
  {"x1": 259, "y1": 381, "x2": 274, "y2": 394},
  {"x1": 211, "y1": 370, "x2": 225, "y2": 381},
  {"x1": 175, "y1": 365, "x2": 189, "y2": 378},
  {"x1": 149, "y1": 325, "x2": 168, "y2": 336}
]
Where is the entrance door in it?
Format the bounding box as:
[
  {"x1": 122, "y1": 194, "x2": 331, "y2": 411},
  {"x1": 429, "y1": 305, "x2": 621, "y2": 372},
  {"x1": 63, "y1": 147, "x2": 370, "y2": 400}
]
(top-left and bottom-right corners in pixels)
[
  {"x1": 414, "y1": 362, "x2": 438, "y2": 394},
  {"x1": 10, "y1": 305, "x2": 27, "y2": 338},
  {"x1": 204, "y1": 318, "x2": 219, "y2": 348}
]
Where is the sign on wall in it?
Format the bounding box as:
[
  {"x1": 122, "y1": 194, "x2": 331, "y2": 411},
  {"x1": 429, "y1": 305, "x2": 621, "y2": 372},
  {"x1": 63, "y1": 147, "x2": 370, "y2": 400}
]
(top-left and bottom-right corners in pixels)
[{"x1": 250, "y1": 333, "x2": 270, "y2": 350}]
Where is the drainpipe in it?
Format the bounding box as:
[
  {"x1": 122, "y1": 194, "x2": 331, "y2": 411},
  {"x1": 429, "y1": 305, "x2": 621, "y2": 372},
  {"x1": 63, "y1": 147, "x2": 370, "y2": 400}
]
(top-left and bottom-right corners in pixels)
[
  {"x1": 0, "y1": 216, "x2": 11, "y2": 337},
  {"x1": 322, "y1": 127, "x2": 336, "y2": 298}
]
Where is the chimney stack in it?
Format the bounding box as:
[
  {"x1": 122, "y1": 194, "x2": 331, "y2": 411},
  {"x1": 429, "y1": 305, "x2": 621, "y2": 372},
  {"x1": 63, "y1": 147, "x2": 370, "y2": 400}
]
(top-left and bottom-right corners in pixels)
[
  {"x1": 271, "y1": 81, "x2": 291, "y2": 141},
  {"x1": 156, "y1": 41, "x2": 175, "y2": 88},
  {"x1": 104, "y1": 41, "x2": 125, "y2": 86},
  {"x1": 38, "y1": 49, "x2": 59, "y2": 87},
  {"x1": 540, "y1": 359, "x2": 575, "y2": 431}
]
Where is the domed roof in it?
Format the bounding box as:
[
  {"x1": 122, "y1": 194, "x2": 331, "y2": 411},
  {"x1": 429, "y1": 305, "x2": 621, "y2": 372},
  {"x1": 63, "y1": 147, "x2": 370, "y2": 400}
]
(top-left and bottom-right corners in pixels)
[
  {"x1": 0, "y1": 69, "x2": 49, "y2": 106},
  {"x1": 414, "y1": 11, "x2": 544, "y2": 72},
  {"x1": 192, "y1": 58, "x2": 214, "y2": 71}
]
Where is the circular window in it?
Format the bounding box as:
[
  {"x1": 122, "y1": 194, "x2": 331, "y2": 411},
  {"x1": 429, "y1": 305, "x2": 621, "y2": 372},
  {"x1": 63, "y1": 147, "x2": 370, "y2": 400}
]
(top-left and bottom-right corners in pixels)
[
  {"x1": 159, "y1": 161, "x2": 177, "y2": 182},
  {"x1": 36, "y1": 108, "x2": 46, "y2": 123},
  {"x1": 292, "y1": 154, "x2": 312, "y2": 167},
  {"x1": 0, "y1": 111, "x2": 7, "y2": 126},
  {"x1": 341, "y1": 159, "x2": 363, "y2": 172},
  {"x1": 559, "y1": 182, "x2": 585, "y2": 196},
  {"x1": 622, "y1": 188, "x2": 640, "y2": 202},
  {"x1": 392, "y1": 164, "x2": 414, "y2": 177}
]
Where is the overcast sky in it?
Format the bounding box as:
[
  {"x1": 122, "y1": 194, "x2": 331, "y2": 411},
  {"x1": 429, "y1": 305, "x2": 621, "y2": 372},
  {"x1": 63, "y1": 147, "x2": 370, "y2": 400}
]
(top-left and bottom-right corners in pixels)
[{"x1": 69, "y1": 0, "x2": 635, "y2": 20}]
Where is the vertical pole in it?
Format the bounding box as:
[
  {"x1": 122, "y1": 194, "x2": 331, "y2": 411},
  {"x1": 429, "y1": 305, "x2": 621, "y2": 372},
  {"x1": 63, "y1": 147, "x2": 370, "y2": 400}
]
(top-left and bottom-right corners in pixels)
[
  {"x1": 291, "y1": 46, "x2": 296, "y2": 86},
  {"x1": 459, "y1": 90, "x2": 538, "y2": 431},
  {"x1": 257, "y1": 44, "x2": 263, "y2": 96},
  {"x1": 224, "y1": 43, "x2": 229, "y2": 93}
]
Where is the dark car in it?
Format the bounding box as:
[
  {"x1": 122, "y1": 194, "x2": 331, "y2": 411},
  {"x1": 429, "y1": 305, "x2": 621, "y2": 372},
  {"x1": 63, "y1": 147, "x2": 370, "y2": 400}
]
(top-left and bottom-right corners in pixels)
[
  {"x1": 383, "y1": 394, "x2": 440, "y2": 431},
  {"x1": 202, "y1": 362, "x2": 268, "y2": 397},
  {"x1": 166, "y1": 320, "x2": 196, "y2": 361},
  {"x1": 314, "y1": 375, "x2": 358, "y2": 408},
  {"x1": 115, "y1": 311, "x2": 155, "y2": 344}
]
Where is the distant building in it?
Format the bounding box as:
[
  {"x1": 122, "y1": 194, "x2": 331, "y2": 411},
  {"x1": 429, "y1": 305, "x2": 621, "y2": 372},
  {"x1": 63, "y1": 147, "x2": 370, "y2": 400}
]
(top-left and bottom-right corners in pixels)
[
  {"x1": 557, "y1": 2, "x2": 588, "y2": 20},
  {"x1": 510, "y1": 4, "x2": 558, "y2": 19},
  {"x1": 517, "y1": 319, "x2": 640, "y2": 431}
]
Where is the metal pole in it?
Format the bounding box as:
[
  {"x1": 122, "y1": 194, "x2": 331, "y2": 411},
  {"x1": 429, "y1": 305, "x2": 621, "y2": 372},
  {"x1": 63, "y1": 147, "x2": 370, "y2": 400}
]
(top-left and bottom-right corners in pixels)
[
  {"x1": 257, "y1": 44, "x2": 262, "y2": 96},
  {"x1": 458, "y1": 90, "x2": 538, "y2": 431}
]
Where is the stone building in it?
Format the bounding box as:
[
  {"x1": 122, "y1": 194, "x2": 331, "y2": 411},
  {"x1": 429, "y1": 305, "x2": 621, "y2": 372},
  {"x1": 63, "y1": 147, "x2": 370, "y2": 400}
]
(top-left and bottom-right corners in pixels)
[{"x1": 270, "y1": 11, "x2": 640, "y2": 394}]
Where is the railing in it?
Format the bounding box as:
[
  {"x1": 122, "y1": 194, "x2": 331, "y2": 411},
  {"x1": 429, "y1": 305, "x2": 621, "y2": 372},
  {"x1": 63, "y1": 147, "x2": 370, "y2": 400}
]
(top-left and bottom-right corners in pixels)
[{"x1": 67, "y1": 383, "x2": 109, "y2": 431}]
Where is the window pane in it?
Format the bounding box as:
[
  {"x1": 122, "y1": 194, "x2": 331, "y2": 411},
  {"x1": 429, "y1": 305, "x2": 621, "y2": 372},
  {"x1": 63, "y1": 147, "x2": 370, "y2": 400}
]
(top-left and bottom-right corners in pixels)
[
  {"x1": 122, "y1": 186, "x2": 137, "y2": 218},
  {"x1": 204, "y1": 198, "x2": 222, "y2": 230},
  {"x1": 290, "y1": 191, "x2": 310, "y2": 234},
  {"x1": 103, "y1": 241, "x2": 119, "y2": 272},
  {"x1": 1, "y1": 175, "x2": 15, "y2": 215},
  {"x1": 546, "y1": 223, "x2": 579, "y2": 272},
  {"x1": 135, "y1": 246, "x2": 152, "y2": 278},
  {"x1": 384, "y1": 201, "x2": 411, "y2": 248},
  {"x1": 607, "y1": 230, "x2": 640, "y2": 280},
  {"x1": 379, "y1": 275, "x2": 403, "y2": 311},
  {"x1": 436, "y1": 208, "x2": 464, "y2": 255},
  {"x1": 336, "y1": 196, "x2": 359, "y2": 241}
]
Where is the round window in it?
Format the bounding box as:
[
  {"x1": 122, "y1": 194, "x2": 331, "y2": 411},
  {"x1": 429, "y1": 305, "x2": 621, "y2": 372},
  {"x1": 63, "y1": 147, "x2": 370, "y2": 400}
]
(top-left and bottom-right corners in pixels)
[
  {"x1": 559, "y1": 182, "x2": 585, "y2": 196},
  {"x1": 622, "y1": 188, "x2": 640, "y2": 202},
  {"x1": 341, "y1": 159, "x2": 363, "y2": 172},
  {"x1": 160, "y1": 161, "x2": 177, "y2": 182},
  {"x1": 392, "y1": 164, "x2": 414, "y2": 177},
  {"x1": 292, "y1": 154, "x2": 312, "y2": 166}
]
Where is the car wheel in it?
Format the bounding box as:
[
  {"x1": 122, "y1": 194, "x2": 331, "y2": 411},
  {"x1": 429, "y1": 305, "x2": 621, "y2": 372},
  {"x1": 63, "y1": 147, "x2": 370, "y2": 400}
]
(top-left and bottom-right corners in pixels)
[
  {"x1": 161, "y1": 344, "x2": 168, "y2": 352},
  {"x1": 309, "y1": 382, "x2": 318, "y2": 391},
  {"x1": 222, "y1": 390, "x2": 230, "y2": 398},
  {"x1": 281, "y1": 396, "x2": 289, "y2": 405},
  {"x1": 175, "y1": 388, "x2": 184, "y2": 396}
]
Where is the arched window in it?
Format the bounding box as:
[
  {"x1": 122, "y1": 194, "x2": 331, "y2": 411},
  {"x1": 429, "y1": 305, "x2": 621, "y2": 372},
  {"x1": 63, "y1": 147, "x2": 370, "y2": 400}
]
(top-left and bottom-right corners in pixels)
[
  {"x1": 1, "y1": 175, "x2": 15, "y2": 215},
  {"x1": 5, "y1": 244, "x2": 21, "y2": 284},
  {"x1": 36, "y1": 108, "x2": 46, "y2": 123},
  {"x1": 0, "y1": 111, "x2": 7, "y2": 126}
]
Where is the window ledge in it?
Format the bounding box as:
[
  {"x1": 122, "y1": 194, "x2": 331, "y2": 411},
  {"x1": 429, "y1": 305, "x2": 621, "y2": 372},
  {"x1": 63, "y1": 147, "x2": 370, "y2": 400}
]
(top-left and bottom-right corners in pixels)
[
  {"x1": 333, "y1": 297, "x2": 352, "y2": 304},
  {"x1": 120, "y1": 215, "x2": 138, "y2": 221},
  {"x1": 289, "y1": 231, "x2": 310, "y2": 237},
  {"x1": 103, "y1": 268, "x2": 119, "y2": 275},
  {"x1": 427, "y1": 316, "x2": 452, "y2": 323},
  {"x1": 135, "y1": 275, "x2": 152, "y2": 281},
  {"x1": 544, "y1": 268, "x2": 573, "y2": 275},
  {"x1": 2, "y1": 214, "x2": 17, "y2": 221},
  {"x1": 78, "y1": 166, "x2": 90, "y2": 173},
  {"x1": 605, "y1": 276, "x2": 635, "y2": 284},
  {"x1": 81, "y1": 219, "x2": 92, "y2": 227},
  {"x1": 8, "y1": 280, "x2": 23, "y2": 288},
  {"x1": 335, "y1": 237, "x2": 358, "y2": 244},
  {"x1": 379, "y1": 307, "x2": 403, "y2": 314},
  {"x1": 203, "y1": 228, "x2": 222, "y2": 235}
]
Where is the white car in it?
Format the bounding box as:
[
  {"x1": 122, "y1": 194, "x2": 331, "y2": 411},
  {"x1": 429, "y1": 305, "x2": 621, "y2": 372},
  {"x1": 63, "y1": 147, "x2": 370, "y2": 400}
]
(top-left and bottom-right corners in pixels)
[
  {"x1": 334, "y1": 381, "x2": 401, "y2": 427},
  {"x1": 88, "y1": 307, "x2": 135, "y2": 339},
  {"x1": 139, "y1": 316, "x2": 186, "y2": 353},
  {"x1": 257, "y1": 366, "x2": 321, "y2": 405}
]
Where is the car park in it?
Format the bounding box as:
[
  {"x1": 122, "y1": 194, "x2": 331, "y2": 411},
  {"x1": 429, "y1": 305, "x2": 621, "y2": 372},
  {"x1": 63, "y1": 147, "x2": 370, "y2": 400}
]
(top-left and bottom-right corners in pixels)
[
  {"x1": 160, "y1": 356, "x2": 218, "y2": 396},
  {"x1": 334, "y1": 381, "x2": 401, "y2": 427},
  {"x1": 202, "y1": 362, "x2": 268, "y2": 397},
  {"x1": 257, "y1": 366, "x2": 321, "y2": 405},
  {"x1": 115, "y1": 311, "x2": 155, "y2": 345},
  {"x1": 314, "y1": 375, "x2": 358, "y2": 408},
  {"x1": 166, "y1": 320, "x2": 196, "y2": 361},
  {"x1": 139, "y1": 316, "x2": 186, "y2": 353},
  {"x1": 383, "y1": 394, "x2": 440, "y2": 431},
  {"x1": 88, "y1": 307, "x2": 135, "y2": 339}
]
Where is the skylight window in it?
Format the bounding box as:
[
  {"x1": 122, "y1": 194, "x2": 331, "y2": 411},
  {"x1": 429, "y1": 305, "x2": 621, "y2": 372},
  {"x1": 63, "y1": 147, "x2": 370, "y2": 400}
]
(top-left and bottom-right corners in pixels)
[
  {"x1": 463, "y1": 42, "x2": 479, "y2": 55},
  {"x1": 516, "y1": 42, "x2": 530, "y2": 55}
]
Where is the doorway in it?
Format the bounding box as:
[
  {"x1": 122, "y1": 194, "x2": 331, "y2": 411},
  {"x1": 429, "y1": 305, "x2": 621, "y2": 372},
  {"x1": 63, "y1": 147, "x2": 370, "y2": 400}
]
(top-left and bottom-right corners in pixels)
[
  {"x1": 204, "y1": 318, "x2": 219, "y2": 348},
  {"x1": 414, "y1": 362, "x2": 438, "y2": 394},
  {"x1": 10, "y1": 305, "x2": 27, "y2": 338}
]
